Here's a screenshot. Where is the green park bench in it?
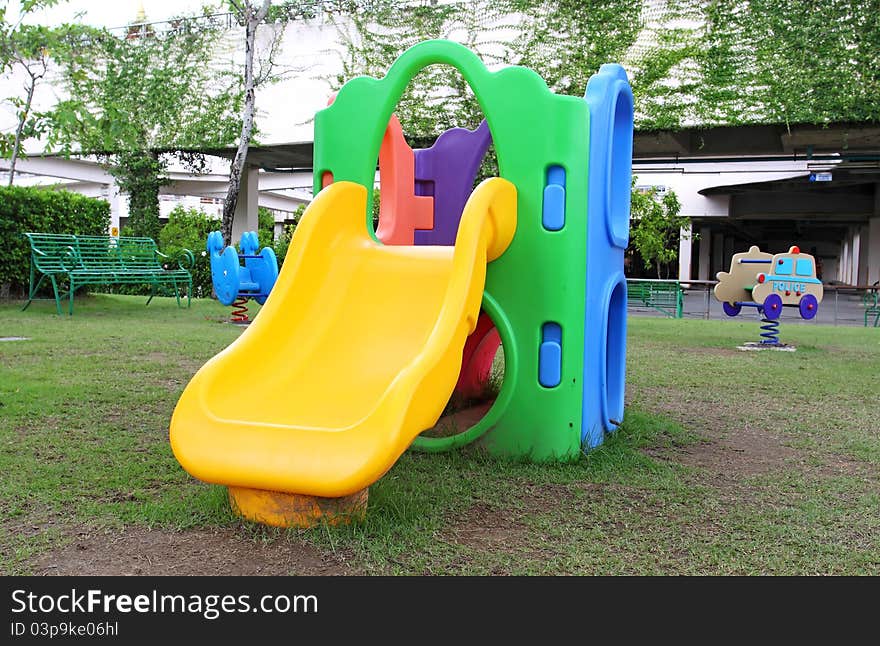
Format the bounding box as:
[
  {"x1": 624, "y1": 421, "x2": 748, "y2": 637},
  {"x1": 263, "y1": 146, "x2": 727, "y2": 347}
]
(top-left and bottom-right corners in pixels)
[
  {"x1": 22, "y1": 233, "x2": 194, "y2": 315},
  {"x1": 626, "y1": 279, "x2": 684, "y2": 318}
]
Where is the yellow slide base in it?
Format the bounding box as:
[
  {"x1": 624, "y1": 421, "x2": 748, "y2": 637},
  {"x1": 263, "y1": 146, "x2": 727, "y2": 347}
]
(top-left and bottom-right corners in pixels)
[
  {"x1": 228, "y1": 486, "x2": 368, "y2": 529},
  {"x1": 171, "y1": 178, "x2": 516, "y2": 499}
]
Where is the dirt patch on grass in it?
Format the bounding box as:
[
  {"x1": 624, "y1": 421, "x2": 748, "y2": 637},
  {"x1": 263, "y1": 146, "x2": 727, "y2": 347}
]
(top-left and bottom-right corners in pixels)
[
  {"x1": 634, "y1": 385, "x2": 803, "y2": 478},
  {"x1": 444, "y1": 482, "x2": 577, "y2": 554},
  {"x1": 669, "y1": 426, "x2": 802, "y2": 478},
  {"x1": 445, "y1": 502, "x2": 527, "y2": 551},
  {"x1": 32, "y1": 525, "x2": 355, "y2": 576},
  {"x1": 816, "y1": 453, "x2": 879, "y2": 480}
]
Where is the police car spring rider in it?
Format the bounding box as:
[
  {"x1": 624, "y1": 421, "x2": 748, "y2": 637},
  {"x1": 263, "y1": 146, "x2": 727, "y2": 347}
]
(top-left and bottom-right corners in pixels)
[
  {"x1": 206, "y1": 230, "x2": 279, "y2": 323},
  {"x1": 714, "y1": 245, "x2": 823, "y2": 346}
]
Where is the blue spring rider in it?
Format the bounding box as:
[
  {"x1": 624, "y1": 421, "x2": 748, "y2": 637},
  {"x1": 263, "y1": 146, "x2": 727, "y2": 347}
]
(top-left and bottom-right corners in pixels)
[{"x1": 207, "y1": 231, "x2": 279, "y2": 322}]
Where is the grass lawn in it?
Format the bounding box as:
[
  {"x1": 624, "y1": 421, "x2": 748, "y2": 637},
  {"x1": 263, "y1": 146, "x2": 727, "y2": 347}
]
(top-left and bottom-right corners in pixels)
[{"x1": 1, "y1": 293, "x2": 878, "y2": 575}]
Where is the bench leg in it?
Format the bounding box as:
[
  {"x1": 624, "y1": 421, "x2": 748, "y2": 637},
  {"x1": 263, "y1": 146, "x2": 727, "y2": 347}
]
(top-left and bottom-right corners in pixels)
[
  {"x1": 146, "y1": 283, "x2": 156, "y2": 306},
  {"x1": 50, "y1": 276, "x2": 64, "y2": 316},
  {"x1": 22, "y1": 265, "x2": 46, "y2": 312},
  {"x1": 187, "y1": 278, "x2": 191, "y2": 308},
  {"x1": 68, "y1": 278, "x2": 75, "y2": 316}
]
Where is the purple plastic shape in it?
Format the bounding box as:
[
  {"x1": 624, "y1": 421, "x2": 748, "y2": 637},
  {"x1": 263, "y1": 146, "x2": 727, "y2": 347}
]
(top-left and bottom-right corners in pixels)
[{"x1": 412, "y1": 120, "x2": 492, "y2": 245}]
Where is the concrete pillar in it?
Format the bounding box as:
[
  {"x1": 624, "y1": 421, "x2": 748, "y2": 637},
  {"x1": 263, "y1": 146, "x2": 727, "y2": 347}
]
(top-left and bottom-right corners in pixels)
[
  {"x1": 857, "y1": 226, "x2": 869, "y2": 285},
  {"x1": 868, "y1": 186, "x2": 880, "y2": 285},
  {"x1": 231, "y1": 164, "x2": 259, "y2": 244},
  {"x1": 869, "y1": 217, "x2": 880, "y2": 285},
  {"x1": 840, "y1": 237, "x2": 849, "y2": 283},
  {"x1": 698, "y1": 225, "x2": 711, "y2": 281},
  {"x1": 712, "y1": 232, "x2": 724, "y2": 277},
  {"x1": 678, "y1": 223, "x2": 692, "y2": 281},
  {"x1": 851, "y1": 228, "x2": 861, "y2": 285}
]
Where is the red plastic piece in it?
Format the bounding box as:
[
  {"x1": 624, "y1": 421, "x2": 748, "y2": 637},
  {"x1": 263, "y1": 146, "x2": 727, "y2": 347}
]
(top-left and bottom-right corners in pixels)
[
  {"x1": 790, "y1": 245, "x2": 800, "y2": 254},
  {"x1": 454, "y1": 311, "x2": 501, "y2": 400},
  {"x1": 757, "y1": 273, "x2": 765, "y2": 283}
]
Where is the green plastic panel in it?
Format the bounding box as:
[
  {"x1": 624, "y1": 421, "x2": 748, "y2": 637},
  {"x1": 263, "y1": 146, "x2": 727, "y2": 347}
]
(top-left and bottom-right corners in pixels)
[{"x1": 313, "y1": 40, "x2": 589, "y2": 461}]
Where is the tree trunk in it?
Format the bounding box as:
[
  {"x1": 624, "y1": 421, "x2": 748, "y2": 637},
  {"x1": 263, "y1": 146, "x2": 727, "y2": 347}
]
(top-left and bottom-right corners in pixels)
[
  {"x1": 8, "y1": 75, "x2": 36, "y2": 188},
  {"x1": 221, "y1": 1, "x2": 271, "y2": 247}
]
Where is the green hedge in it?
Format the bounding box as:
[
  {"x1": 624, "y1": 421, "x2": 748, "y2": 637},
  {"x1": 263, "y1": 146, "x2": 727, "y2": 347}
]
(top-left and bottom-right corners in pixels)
[
  {"x1": 158, "y1": 205, "x2": 216, "y2": 298},
  {"x1": 0, "y1": 186, "x2": 110, "y2": 294}
]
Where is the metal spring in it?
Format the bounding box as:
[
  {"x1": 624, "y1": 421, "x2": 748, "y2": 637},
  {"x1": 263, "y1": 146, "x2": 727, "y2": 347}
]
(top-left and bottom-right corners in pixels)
[
  {"x1": 759, "y1": 317, "x2": 780, "y2": 344},
  {"x1": 230, "y1": 296, "x2": 249, "y2": 323}
]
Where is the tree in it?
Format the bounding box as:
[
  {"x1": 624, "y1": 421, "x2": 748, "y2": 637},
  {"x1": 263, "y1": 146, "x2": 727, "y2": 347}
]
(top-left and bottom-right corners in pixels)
[
  {"x1": 220, "y1": 0, "x2": 272, "y2": 246},
  {"x1": 628, "y1": 182, "x2": 691, "y2": 279},
  {"x1": 0, "y1": 0, "x2": 67, "y2": 185},
  {"x1": 49, "y1": 13, "x2": 243, "y2": 239}
]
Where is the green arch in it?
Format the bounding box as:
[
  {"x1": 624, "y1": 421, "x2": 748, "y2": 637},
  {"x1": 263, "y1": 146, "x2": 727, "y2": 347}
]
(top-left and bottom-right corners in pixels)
[{"x1": 314, "y1": 40, "x2": 592, "y2": 461}]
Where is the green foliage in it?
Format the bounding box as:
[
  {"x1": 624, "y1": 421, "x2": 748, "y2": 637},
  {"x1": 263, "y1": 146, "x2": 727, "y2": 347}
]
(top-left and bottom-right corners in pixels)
[
  {"x1": 257, "y1": 206, "x2": 275, "y2": 250},
  {"x1": 46, "y1": 17, "x2": 243, "y2": 242},
  {"x1": 628, "y1": 183, "x2": 690, "y2": 279},
  {"x1": 333, "y1": 0, "x2": 880, "y2": 134},
  {"x1": 690, "y1": 0, "x2": 880, "y2": 126},
  {"x1": 0, "y1": 185, "x2": 109, "y2": 291},
  {"x1": 49, "y1": 24, "x2": 242, "y2": 155},
  {"x1": 271, "y1": 203, "x2": 305, "y2": 265},
  {"x1": 371, "y1": 187, "x2": 380, "y2": 228},
  {"x1": 113, "y1": 151, "x2": 163, "y2": 240},
  {"x1": 158, "y1": 205, "x2": 217, "y2": 298},
  {"x1": 1, "y1": 6, "x2": 96, "y2": 178}
]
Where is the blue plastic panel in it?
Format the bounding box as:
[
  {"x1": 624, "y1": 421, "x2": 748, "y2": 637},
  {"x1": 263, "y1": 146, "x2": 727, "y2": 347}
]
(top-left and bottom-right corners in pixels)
[
  {"x1": 776, "y1": 257, "x2": 793, "y2": 275},
  {"x1": 583, "y1": 63, "x2": 633, "y2": 448},
  {"x1": 542, "y1": 165, "x2": 566, "y2": 231},
  {"x1": 795, "y1": 258, "x2": 814, "y2": 276},
  {"x1": 539, "y1": 322, "x2": 562, "y2": 387}
]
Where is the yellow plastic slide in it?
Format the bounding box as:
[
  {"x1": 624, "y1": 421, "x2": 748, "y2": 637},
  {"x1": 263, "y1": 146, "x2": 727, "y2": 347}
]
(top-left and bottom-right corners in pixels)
[{"x1": 170, "y1": 178, "x2": 516, "y2": 498}]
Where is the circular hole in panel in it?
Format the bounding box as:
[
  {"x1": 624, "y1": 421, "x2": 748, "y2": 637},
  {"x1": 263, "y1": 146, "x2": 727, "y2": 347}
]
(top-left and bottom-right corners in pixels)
[{"x1": 419, "y1": 309, "x2": 505, "y2": 439}]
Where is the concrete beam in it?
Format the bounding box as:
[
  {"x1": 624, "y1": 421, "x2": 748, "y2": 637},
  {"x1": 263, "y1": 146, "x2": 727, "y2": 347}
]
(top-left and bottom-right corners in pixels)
[
  {"x1": 258, "y1": 191, "x2": 308, "y2": 213},
  {"x1": 258, "y1": 170, "x2": 313, "y2": 191},
  {"x1": 732, "y1": 192, "x2": 874, "y2": 218},
  {"x1": 0, "y1": 156, "x2": 113, "y2": 184}
]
